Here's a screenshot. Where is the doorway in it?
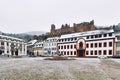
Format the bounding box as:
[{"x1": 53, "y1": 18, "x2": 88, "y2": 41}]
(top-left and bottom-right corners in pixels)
[{"x1": 77, "y1": 50, "x2": 85, "y2": 57}]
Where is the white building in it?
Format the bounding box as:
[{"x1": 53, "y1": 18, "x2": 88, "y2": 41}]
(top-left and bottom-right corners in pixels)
[
  {"x1": 0, "y1": 35, "x2": 27, "y2": 57},
  {"x1": 58, "y1": 29, "x2": 116, "y2": 57},
  {"x1": 33, "y1": 41, "x2": 44, "y2": 56},
  {"x1": 27, "y1": 40, "x2": 37, "y2": 56},
  {"x1": 43, "y1": 37, "x2": 59, "y2": 56}
]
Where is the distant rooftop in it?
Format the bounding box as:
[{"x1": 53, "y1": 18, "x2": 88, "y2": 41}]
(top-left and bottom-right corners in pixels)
[
  {"x1": 0, "y1": 34, "x2": 24, "y2": 41},
  {"x1": 60, "y1": 29, "x2": 114, "y2": 39}
]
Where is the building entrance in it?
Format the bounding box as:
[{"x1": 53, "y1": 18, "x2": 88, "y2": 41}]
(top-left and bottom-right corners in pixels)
[
  {"x1": 77, "y1": 50, "x2": 85, "y2": 57},
  {"x1": 76, "y1": 38, "x2": 86, "y2": 57}
]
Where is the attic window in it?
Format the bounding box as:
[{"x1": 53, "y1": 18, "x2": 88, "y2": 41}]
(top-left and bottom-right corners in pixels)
[
  {"x1": 59, "y1": 39, "x2": 61, "y2": 42},
  {"x1": 68, "y1": 38, "x2": 70, "y2": 41},
  {"x1": 86, "y1": 36, "x2": 89, "y2": 39},
  {"x1": 65, "y1": 39, "x2": 67, "y2": 41},
  {"x1": 71, "y1": 38, "x2": 73, "y2": 41},
  {"x1": 95, "y1": 35, "x2": 98, "y2": 38},
  {"x1": 109, "y1": 33, "x2": 112, "y2": 36},
  {"x1": 98, "y1": 34, "x2": 102, "y2": 38},
  {"x1": 104, "y1": 34, "x2": 107, "y2": 37},
  {"x1": 74, "y1": 37, "x2": 77, "y2": 40},
  {"x1": 91, "y1": 35, "x2": 94, "y2": 39}
]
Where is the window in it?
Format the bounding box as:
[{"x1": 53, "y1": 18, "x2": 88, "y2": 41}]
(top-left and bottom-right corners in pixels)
[
  {"x1": 99, "y1": 50, "x2": 101, "y2": 55},
  {"x1": 67, "y1": 51, "x2": 69, "y2": 55},
  {"x1": 79, "y1": 42, "x2": 83, "y2": 48},
  {"x1": 58, "y1": 46, "x2": 60, "y2": 49},
  {"x1": 91, "y1": 43, "x2": 93, "y2": 48},
  {"x1": 71, "y1": 45, "x2": 73, "y2": 49},
  {"x1": 7, "y1": 42, "x2": 9, "y2": 46},
  {"x1": 109, "y1": 42, "x2": 112, "y2": 47},
  {"x1": 104, "y1": 34, "x2": 107, "y2": 37},
  {"x1": 95, "y1": 43, "x2": 97, "y2": 47},
  {"x1": 64, "y1": 45, "x2": 66, "y2": 49},
  {"x1": 86, "y1": 44, "x2": 89, "y2": 48},
  {"x1": 65, "y1": 39, "x2": 67, "y2": 41},
  {"x1": 67, "y1": 45, "x2": 69, "y2": 49},
  {"x1": 91, "y1": 51, "x2": 93, "y2": 55},
  {"x1": 109, "y1": 33, "x2": 112, "y2": 36},
  {"x1": 64, "y1": 52, "x2": 66, "y2": 55},
  {"x1": 71, "y1": 38, "x2": 73, "y2": 41},
  {"x1": 74, "y1": 51, "x2": 76, "y2": 55},
  {"x1": 86, "y1": 51, "x2": 89, "y2": 55},
  {"x1": 91, "y1": 35, "x2": 94, "y2": 38},
  {"x1": 104, "y1": 42, "x2": 107, "y2": 47},
  {"x1": 95, "y1": 35, "x2": 98, "y2": 38},
  {"x1": 71, "y1": 51, "x2": 73, "y2": 55},
  {"x1": 1, "y1": 42, "x2": 4, "y2": 45},
  {"x1": 61, "y1": 46, "x2": 63, "y2": 49},
  {"x1": 103, "y1": 50, "x2": 106, "y2": 55},
  {"x1": 62, "y1": 39, "x2": 64, "y2": 42},
  {"x1": 109, "y1": 50, "x2": 112, "y2": 55},
  {"x1": 86, "y1": 36, "x2": 89, "y2": 39},
  {"x1": 99, "y1": 43, "x2": 102, "y2": 47},
  {"x1": 68, "y1": 38, "x2": 70, "y2": 41},
  {"x1": 74, "y1": 45, "x2": 76, "y2": 48},
  {"x1": 75, "y1": 37, "x2": 77, "y2": 40},
  {"x1": 95, "y1": 50, "x2": 97, "y2": 55},
  {"x1": 98, "y1": 34, "x2": 102, "y2": 38},
  {"x1": 7, "y1": 51, "x2": 9, "y2": 53},
  {"x1": 59, "y1": 39, "x2": 61, "y2": 42}
]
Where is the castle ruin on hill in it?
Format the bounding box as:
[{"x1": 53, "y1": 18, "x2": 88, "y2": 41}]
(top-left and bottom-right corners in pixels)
[{"x1": 46, "y1": 20, "x2": 96, "y2": 36}]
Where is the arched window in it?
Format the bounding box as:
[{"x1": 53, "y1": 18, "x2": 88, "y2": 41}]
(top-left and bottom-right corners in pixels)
[{"x1": 79, "y1": 42, "x2": 83, "y2": 49}]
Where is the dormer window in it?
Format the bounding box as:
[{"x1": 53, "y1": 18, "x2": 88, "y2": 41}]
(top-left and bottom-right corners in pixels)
[
  {"x1": 68, "y1": 38, "x2": 70, "y2": 41},
  {"x1": 109, "y1": 33, "x2": 112, "y2": 36},
  {"x1": 71, "y1": 38, "x2": 73, "y2": 41},
  {"x1": 95, "y1": 35, "x2": 98, "y2": 38},
  {"x1": 62, "y1": 39, "x2": 64, "y2": 42},
  {"x1": 104, "y1": 34, "x2": 107, "y2": 37},
  {"x1": 91, "y1": 35, "x2": 94, "y2": 39},
  {"x1": 65, "y1": 39, "x2": 67, "y2": 41},
  {"x1": 98, "y1": 34, "x2": 102, "y2": 38},
  {"x1": 74, "y1": 37, "x2": 77, "y2": 40},
  {"x1": 86, "y1": 36, "x2": 89, "y2": 39}
]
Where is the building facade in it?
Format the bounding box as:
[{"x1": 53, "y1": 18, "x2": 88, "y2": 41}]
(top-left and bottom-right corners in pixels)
[
  {"x1": 58, "y1": 29, "x2": 116, "y2": 57},
  {"x1": 43, "y1": 37, "x2": 59, "y2": 56},
  {"x1": 27, "y1": 40, "x2": 37, "y2": 56},
  {"x1": 0, "y1": 35, "x2": 27, "y2": 57},
  {"x1": 114, "y1": 32, "x2": 120, "y2": 56},
  {"x1": 33, "y1": 41, "x2": 44, "y2": 56}
]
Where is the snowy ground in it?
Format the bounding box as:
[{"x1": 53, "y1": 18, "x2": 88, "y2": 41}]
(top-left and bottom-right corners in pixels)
[{"x1": 0, "y1": 57, "x2": 120, "y2": 80}]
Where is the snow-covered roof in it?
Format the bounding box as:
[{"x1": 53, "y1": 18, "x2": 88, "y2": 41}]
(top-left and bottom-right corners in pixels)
[
  {"x1": 27, "y1": 40, "x2": 37, "y2": 46},
  {"x1": 34, "y1": 41, "x2": 43, "y2": 45},
  {"x1": 61, "y1": 29, "x2": 114, "y2": 39},
  {"x1": 0, "y1": 34, "x2": 24, "y2": 41},
  {"x1": 46, "y1": 37, "x2": 59, "y2": 40}
]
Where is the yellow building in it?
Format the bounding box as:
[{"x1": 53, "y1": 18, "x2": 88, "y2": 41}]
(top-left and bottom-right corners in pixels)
[{"x1": 33, "y1": 41, "x2": 44, "y2": 56}]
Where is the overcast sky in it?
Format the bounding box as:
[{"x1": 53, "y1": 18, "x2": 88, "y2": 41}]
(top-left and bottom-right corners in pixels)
[{"x1": 0, "y1": 0, "x2": 120, "y2": 33}]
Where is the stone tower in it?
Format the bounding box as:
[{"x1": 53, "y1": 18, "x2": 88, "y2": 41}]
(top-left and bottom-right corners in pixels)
[{"x1": 50, "y1": 24, "x2": 56, "y2": 34}]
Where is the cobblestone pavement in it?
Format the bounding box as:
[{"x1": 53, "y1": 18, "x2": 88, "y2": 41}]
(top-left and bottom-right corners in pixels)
[{"x1": 0, "y1": 57, "x2": 119, "y2": 80}]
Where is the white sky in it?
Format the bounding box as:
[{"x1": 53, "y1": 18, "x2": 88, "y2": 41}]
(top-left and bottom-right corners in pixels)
[{"x1": 0, "y1": 0, "x2": 120, "y2": 33}]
